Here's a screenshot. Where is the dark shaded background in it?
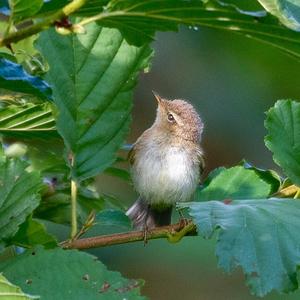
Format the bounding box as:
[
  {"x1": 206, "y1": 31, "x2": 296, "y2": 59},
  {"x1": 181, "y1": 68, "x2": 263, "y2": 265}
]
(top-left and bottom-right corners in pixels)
[{"x1": 93, "y1": 25, "x2": 300, "y2": 299}]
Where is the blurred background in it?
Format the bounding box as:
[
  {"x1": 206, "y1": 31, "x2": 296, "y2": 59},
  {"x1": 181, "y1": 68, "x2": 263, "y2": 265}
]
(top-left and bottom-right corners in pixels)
[{"x1": 92, "y1": 24, "x2": 300, "y2": 300}]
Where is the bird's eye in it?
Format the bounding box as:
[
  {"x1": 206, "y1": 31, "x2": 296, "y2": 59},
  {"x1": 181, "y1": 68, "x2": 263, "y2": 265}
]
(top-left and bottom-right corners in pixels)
[{"x1": 167, "y1": 113, "x2": 175, "y2": 122}]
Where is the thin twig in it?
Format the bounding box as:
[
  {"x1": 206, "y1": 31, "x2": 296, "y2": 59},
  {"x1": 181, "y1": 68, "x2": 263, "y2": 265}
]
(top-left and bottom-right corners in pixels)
[{"x1": 62, "y1": 220, "x2": 197, "y2": 250}]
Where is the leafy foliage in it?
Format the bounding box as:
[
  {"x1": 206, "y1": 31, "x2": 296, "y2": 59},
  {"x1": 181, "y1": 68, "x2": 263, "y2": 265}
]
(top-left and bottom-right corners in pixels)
[
  {"x1": 8, "y1": 0, "x2": 43, "y2": 22},
  {"x1": 0, "y1": 273, "x2": 39, "y2": 300},
  {"x1": 1, "y1": 247, "x2": 145, "y2": 300},
  {"x1": 35, "y1": 184, "x2": 104, "y2": 225},
  {"x1": 37, "y1": 22, "x2": 153, "y2": 181},
  {"x1": 8, "y1": 216, "x2": 57, "y2": 249},
  {"x1": 83, "y1": 209, "x2": 132, "y2": 237},
  {"x1": 1, "y1": 0, "x2": 300, "y2": 298},
  {"x1": 195, "y1": 165, "x2": 280, "y2": 201},
  {"x1": 265, "y1": 99, "x2": 300, "y2": 186},
  {"x1": 0, "y1": 59, "x2": 51, "y2": 100},
  {"x1": 179, "y1": 199, "x2": 300, "y2": 297},
  {"x1": 95, "y1": 0, "x2": 300, "y2": 60},
  {"x1": 0, "y1": 153, "x2": 42, "y2": 243},
  {"x1": 0, "y1": 103, "x2": 57, "y2": 138}
]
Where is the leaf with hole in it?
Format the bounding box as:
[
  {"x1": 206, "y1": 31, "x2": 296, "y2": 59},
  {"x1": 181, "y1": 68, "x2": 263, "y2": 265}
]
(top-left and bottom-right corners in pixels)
[
  {"x1": 0, "y1": 247, "x2": 145, "y2": 300},
  {"x1": 0, "y1": 273, "x2": 39, "y2": 299}
]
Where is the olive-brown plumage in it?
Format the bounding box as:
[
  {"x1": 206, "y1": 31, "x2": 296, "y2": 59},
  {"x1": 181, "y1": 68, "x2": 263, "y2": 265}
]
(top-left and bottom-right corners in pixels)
[{"x1": 126, "y1": 93, "x2": 204, "y2": 229}]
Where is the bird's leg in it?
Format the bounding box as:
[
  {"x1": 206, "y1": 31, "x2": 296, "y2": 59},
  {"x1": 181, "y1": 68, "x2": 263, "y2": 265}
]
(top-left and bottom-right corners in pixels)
[
  {"x1": 143, "y1": 206, "x2": 150, "y2": 246},
  {"x1": 177, "y1": 207, "x2": 188, "y2": 227}
]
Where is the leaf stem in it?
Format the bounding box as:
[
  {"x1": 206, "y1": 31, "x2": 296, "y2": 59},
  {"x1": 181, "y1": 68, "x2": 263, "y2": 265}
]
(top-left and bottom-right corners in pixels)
[
  {"x1": 62, "y1": 220, "x2": 197, "y2": 249},
  {"x1": 70, "y1": 179, "x2": 78, "y2": 239},
  {"x1": 0, "y1": 0, "x2": 87, "y2": 47}
]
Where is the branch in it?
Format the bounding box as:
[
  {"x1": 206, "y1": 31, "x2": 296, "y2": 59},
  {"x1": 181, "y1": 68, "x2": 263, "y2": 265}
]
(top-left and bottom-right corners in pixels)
[
  {"x1": 61, "y1": 220, "x2": 197, "y2": 250},
  {"x1": 0, "y1": 0, "x2": 87, "y2": 47}
]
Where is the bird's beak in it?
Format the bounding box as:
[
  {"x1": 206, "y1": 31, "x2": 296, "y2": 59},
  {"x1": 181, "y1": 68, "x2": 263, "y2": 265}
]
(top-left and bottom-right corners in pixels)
[{"x1": 152, "y1": 91, "x2": 162, "y2": 105}]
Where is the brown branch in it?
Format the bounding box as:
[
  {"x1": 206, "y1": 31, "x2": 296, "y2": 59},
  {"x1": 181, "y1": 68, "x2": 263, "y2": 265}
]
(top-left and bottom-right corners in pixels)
[{"x1": 61, "y1": 220, "x2": 197, "y2": 250}]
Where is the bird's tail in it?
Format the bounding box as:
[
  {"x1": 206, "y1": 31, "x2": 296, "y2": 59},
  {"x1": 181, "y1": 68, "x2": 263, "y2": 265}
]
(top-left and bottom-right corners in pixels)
[{"x1": 126, "y1": 198, "x2": 172, "y2": 230}]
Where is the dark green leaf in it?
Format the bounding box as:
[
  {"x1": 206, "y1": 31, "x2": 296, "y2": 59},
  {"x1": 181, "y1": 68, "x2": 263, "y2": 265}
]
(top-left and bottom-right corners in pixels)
[
  {"x1": 242, "y1": 161, "x2": 281, "y2": 194},
  {"x1": 96, "y1": 209, "x2": 131, "y2": 228},
  {"x1": 102, "y1": 193, "x2": 127, "y2": 210},
  {"x1": 0, "y1": 154, "x2": 42, "y2": 241},
  {"x1": 89, "y1": 0, "x2": 300, "y2": 60},
  {"x1": 104, "y1": 166, "x2": 131, "y2": 182},
  {"x1": 265, "y1": 99, "x2": 300, "y2": 186},
  {"x1": 258, "y1": 0, "x2": 300, "y2": 31},
  {"x1": 0, "y1": 59, "x2": 52, "y2": 100},
  {"x1": 0, "y1": 103, "x2": 58, "y2": 138},
  {"x1": 35, "y1": 185, "x2": 104, "y2": 225},
  {"x1": 83, "y1": 209, "x2": 132, "y2": 237},
  {"x1": 1, "y1": 247, "x2": 145, "y2": 299},
  {"x1": 195, "y1": 166, "x2": 275, "y2": 201},
  {"x1": 9, "y1": 0, "x2": 43, "y2": 22},
  {"x1": 37, "y1": 23, "x2": 153, "y2": 181},
  {"x1": 8, "y1": 216, "x2": 57, "y2": 249},
  {"x1": 0, "y1": 273, "x2": 39, "y2": 299},
  {"x1": 179, "y1": 199, "x2": 300, "y2": 296}
]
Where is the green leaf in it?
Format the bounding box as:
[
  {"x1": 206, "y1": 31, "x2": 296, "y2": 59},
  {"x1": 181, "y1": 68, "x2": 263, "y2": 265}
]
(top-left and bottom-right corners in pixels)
[
  {"x1": 0, "y1": 273, "x2": 39, "y2": 299},
  {"x1": 37, "y1": 23, "x2": 153, "y2": 181},
  {"x1": 194, "y1": 166, "x2": 275, "y2": 201},
  {"x1": 265, "y1": 99, "x2": 300, "y2": 186},
  {"x1": 104, "y1": 166, "x2": 131, "y2": 182},
  {"x1": 242, "y1": 161, "x2": 281, "y2": 194},
  {"x1": 89, "y1": 0, "x2": 300, "y2": 60},
  {"x1": 83, "y1": 209, "x2": 132, "y2": 237},
  {"x1": 179, "y1": 199, "x2": 300, "y2": 296},
  {"x1": 0, "y1": 154, "x2": 42, "y2": 242},
  {"x1": 35, "y1": 185, "x2": 105, "y2": 225},
  {"x1": 1, "y1": 247, "x2": 145, "y2": 300},
  {"x1": 8, "y1": 216, "x2": 57, "y2": 249},
  {"x1": 9, "y1": 0, "x2": 43, "y2": 22},
  {"x1": 0, "y1": 59, "x2": 52, "y2": 100},
  {"x1": 258, "y1": 0, "x2": 300, "y2": 31},
  {"x1": 96, "y1": 209, "x2": 131, "y2": 228},
  {"x1": 0, "y1": 103, "x2": 58, "y2": 139}
]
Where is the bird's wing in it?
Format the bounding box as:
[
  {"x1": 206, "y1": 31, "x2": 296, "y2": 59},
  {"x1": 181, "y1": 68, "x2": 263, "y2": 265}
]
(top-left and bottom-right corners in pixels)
[{"x1": 128, "y1": 144, "x2": 136, "y2": 165}]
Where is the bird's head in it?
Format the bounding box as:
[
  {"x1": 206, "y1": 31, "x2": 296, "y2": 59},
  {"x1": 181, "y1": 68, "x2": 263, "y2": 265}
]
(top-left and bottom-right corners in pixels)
[{"x1": 152, "y1": 92, "x2": 204, "y2": 143}]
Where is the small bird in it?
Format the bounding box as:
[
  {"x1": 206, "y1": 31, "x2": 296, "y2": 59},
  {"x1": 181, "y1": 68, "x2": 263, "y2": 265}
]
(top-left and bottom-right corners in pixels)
[{"x1": 126, "y1": 92, "x2": 205, "y2": 231}]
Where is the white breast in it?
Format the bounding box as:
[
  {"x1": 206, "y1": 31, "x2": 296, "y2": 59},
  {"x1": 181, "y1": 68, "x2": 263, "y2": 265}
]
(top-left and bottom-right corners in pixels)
[{"x1": 131, "y1": 146, "x2": 199, "y2": 205}]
